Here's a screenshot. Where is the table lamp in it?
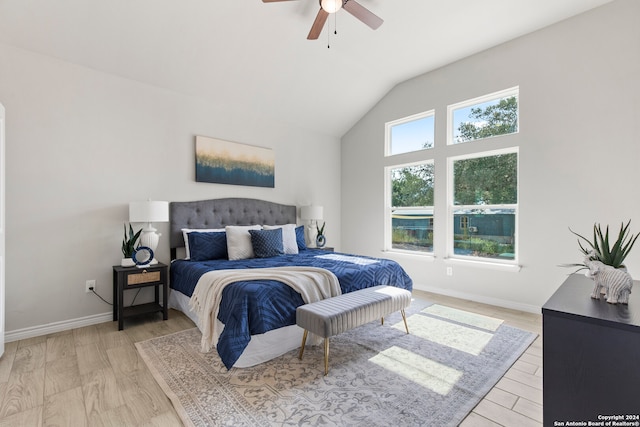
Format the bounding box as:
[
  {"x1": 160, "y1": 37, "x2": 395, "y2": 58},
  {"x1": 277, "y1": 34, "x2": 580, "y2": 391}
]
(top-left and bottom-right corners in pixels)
[
  {"x1": 301, "y1": 205, "x2": 323, "y2": 248},
  {"x1": 129, "y1": 200, "x2": 169, "y2": 264}
]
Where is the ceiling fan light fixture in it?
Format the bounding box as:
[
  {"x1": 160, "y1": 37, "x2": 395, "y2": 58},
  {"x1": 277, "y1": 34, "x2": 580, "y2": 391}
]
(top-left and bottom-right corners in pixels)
[{"x1": 320, "y1": 0, "x2": 343, "y2": 14}]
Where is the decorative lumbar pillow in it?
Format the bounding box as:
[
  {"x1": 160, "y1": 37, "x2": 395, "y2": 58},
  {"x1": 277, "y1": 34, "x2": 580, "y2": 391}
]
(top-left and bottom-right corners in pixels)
[
  {"x1": 296, "y1": 225, "x2": 307, "y2": 250},
  {"x1": 263, "y1": 224, "x2": 299, "y2": 254},
  {"x1": 182, "y1": 228, "x2": 225, "y2": 259},
  {"x1": 226, "y1": 225, "x2": 262, "y2": 260},
  {"x1": 249, "y1": 228, "x2": 284, "y2": 258},
  {"x1": 188, "y1": 232, "x2": 228, "y2": 261}
]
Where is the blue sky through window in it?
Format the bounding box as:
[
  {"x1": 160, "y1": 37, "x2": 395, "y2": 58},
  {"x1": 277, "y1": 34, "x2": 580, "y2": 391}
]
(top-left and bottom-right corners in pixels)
[
  {"x1": 452, "y1": 97, "x2": 515, "y2": 143},
  {"x1": 390, "y1": 115, "x2": 434, "y2": 155}
]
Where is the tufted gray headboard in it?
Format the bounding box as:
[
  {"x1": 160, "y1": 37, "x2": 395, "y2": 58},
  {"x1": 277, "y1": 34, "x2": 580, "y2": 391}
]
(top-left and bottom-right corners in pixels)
[{"x1": 169, "y1": 198, "x2": 297, "y2": 259}]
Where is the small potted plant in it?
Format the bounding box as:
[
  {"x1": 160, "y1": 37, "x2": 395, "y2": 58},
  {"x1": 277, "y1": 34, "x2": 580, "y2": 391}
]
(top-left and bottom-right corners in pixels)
[
  {"x1": 121, "y1": 223, "x2": 142, "y2": 267},
  {"x1": 565, "y1": 220, "x2": 638, "y2": 273}
]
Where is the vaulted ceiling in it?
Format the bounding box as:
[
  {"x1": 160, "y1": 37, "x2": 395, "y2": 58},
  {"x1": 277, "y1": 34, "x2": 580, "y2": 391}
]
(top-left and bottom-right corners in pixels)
[{"x1": 0, "y1": 0, "x2": 612, "y2": 137}]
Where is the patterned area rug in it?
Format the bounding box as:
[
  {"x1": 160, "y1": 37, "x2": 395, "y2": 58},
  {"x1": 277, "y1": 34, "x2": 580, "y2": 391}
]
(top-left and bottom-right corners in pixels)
[{"x1": 136, "y1": 299, "x2": 536, "y2": 427}]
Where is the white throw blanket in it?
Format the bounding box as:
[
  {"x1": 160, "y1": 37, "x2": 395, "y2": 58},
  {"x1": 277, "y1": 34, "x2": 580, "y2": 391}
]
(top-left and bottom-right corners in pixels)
[{"x1": 189, "y1": 266, "x2": 342, "y2": 353}]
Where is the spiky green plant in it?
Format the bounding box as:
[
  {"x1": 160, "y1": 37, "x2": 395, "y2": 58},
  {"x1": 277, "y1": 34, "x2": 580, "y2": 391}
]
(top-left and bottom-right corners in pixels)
[
  {"x1": 121, "y1": 223, "x2": 142, "y2": 258},
  {"x1": 568, "y1": 220, "x2": 638, "y2": 269},
  {"x1": 316, "y1": 221, "x2": 326, "y2": 236}
]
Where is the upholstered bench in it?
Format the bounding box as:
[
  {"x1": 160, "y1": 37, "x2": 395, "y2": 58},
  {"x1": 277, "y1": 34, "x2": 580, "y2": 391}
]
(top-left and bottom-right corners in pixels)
[{"x1": 296, "y1": 285, "x2": 412, "y2": 375}]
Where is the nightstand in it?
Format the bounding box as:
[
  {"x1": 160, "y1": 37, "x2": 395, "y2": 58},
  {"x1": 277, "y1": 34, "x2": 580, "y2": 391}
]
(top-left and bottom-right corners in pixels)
[
  {"x1": 112, "y1": 263, "x2": 168, "y2": 330},
  {"x1": 308, "y1": 247, "x2": 334, "y2": 251}
]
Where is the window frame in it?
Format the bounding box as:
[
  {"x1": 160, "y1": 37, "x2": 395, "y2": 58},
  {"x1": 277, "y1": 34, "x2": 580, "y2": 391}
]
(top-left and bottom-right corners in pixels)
[
  {"x1": 385, "y1": 110, "x2": 435, "y2": 157},
  {"x1": 385, "y1": 159, "x2": 435, "y2": 255},
  {"x1": 383, "y1": 87, "x2": 521, "y2": 270},
  {"x1": 446, "y1": 147, "x2": 519, "y2": 265},
  {"x1": 447, "y1": 87, "x2": 519, "y2": 146}
]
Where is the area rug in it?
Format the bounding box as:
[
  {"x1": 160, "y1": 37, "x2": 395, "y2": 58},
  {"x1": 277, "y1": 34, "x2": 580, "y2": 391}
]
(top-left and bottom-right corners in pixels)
[{"x1": 136, "y1": 299, "x2": 536, "y2": 427}]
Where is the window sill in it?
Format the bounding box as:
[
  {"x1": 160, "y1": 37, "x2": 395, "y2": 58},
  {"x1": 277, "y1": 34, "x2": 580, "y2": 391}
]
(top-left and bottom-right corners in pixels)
[
  {"x1": 444, "y1": 257, "x2": 521, "y2": 272},
  {"x1": 382, "y1": 250, "x2": 436, "y2": 261}
]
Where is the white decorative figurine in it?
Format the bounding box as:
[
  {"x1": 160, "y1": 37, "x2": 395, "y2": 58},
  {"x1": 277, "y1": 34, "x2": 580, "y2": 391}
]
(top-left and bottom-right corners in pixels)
[{"x1": 584, "y1": 256, "x2": 633, "y2": 304}]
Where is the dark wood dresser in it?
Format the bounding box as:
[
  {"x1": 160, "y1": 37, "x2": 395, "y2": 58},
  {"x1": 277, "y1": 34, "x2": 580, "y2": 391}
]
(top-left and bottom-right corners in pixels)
[{"x1": 542, "y1": 273, "x2": 640, "y2": 425}]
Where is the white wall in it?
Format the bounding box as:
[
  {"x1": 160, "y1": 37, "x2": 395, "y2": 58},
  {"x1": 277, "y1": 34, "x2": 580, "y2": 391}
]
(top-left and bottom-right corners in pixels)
[
  {"x1": 0, "y1": 44, "x2": 341, "y2": 333},
  {"x1": 341, "y1": 0, "x2": 640, "y2": 311}
]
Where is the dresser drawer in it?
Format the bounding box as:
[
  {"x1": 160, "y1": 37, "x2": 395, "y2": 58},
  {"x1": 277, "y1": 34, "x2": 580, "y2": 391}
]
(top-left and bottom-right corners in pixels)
[{"x1": 126, "y1": 269, "x2": 161, "y2": 286}]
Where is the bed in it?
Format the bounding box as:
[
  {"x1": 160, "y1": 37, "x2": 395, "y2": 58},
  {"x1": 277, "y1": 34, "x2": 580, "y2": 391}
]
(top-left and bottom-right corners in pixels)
[{"x1": 168, "y1": 198, "x2": 413, "y2": 369}]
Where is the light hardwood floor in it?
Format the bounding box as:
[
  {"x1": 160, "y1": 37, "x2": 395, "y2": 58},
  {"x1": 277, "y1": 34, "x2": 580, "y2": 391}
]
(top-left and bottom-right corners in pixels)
[
  {"x1": 0, "y1": 291, "x2": 542, "y2": 426},
  {"x1": 417, "y1": 291, "x2": 543, "y2": 427}
]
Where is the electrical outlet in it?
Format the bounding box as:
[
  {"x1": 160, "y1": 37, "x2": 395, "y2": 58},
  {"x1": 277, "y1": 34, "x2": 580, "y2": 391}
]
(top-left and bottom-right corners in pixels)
[
  {"x1": 446, "y1": 267, "x2": 453, "y2": 276},
  {"x1": 86, "y1": 279, "x2": 96, "y2": 293}
]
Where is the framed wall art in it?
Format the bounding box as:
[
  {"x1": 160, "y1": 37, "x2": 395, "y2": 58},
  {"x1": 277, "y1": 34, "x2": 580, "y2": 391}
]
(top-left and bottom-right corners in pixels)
[{"x1": 195, "y1": 136, "x2": 275, "y2": 188}]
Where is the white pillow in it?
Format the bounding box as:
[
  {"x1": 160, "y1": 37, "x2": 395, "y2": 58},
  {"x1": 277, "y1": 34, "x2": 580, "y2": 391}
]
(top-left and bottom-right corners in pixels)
[
  {"x1": 263, "y1": 224, "x2": 299, "y2": 254},
  {"x1": 181, "y1": 228, "x2": 225, "y2": 259},
  {"x1": 226, "y1": 225, "x2": 262, "y2": 260}
]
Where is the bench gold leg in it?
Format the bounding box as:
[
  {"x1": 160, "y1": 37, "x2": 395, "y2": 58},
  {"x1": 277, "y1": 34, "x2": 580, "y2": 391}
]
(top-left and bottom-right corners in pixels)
[
  {"x1": 401, "y1": 309, "x2": 409, "y2": 334},
  {"x1": 299, "y1": 330, "x2": 308, "y2": 360},
  {"x1": 324, "y1": 338, "x2": 329, "y2": 376},
  {"x1": 381, "y1": 317, "x2": 384, "y2": 325}
]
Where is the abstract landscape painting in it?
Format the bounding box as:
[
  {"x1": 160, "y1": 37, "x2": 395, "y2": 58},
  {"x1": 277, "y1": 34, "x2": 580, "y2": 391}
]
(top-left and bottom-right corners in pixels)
[{"x1": 195, "y1": 136, "x2": 275, "y2": 188}]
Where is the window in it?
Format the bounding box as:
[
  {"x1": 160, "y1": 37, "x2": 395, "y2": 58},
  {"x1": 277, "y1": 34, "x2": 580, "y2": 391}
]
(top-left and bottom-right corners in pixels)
[
  {"x1": 387, "y1": 162, "x2": 434, "y2": 253},
  {"x1": 460, "y1": 216, "x2": 469, "y2": 230},
  {"x1": 448, "y1": 87, "x2": 518, "y2": 145},
  {"x1": 386, "y1": 111, "x2": 435, "y2": 156},
  {"x1": 449, "y1": 150, "x2": 518, "y2": 262},
  {"x1": 384, "y1": 87, "x2": 519, "y2": 266}
]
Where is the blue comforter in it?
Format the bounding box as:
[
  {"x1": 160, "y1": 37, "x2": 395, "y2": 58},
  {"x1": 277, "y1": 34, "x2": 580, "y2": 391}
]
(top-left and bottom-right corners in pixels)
[{"x1": 170, "y1": 250, "x2": 413, "y2": 368}]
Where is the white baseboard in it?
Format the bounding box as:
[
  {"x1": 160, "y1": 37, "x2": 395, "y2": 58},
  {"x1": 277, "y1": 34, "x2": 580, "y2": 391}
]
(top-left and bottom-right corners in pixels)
[
  {"x1": 4, "y1": 312, "x2": 113, "y2": 343},
  {"x1": 414, "y1": 283, "x2": 541, "y2": 314}
]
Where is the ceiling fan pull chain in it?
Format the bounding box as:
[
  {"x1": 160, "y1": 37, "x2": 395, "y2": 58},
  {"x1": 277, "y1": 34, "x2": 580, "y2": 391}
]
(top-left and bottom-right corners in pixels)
[{"x1": 327, "y1": 11, "x2": 337, "y2": 48}]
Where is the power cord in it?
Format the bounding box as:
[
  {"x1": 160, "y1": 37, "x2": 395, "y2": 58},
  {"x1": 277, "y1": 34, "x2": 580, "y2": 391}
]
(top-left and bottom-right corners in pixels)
[
  {"x1": 131, "y1": 288, "x2": 141, "y2": 305},
  {"x1": 89, "y1": 287, "x2": 112, "y2": 305},
  {"x1": 89, "y1": 287, "x2": 141, "y2": 306}
]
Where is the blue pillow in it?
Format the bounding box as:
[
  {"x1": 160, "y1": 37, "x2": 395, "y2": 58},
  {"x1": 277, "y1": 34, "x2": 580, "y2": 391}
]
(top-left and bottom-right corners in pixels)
[
  {"x1": 188, "y1": 232, "x2": 228, "y2": 261},
  {"x1": 295, "y1": 225, "x2": 307, "y2": 250},
  {"x1": 249, "y1": 228, "x2": 284, "y2": 258}
]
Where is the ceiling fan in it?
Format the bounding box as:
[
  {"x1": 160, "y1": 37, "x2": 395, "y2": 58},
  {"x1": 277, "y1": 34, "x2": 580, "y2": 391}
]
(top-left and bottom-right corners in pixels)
[{"x1": 262, "y1": 0, "x2": 383, "y2": 40}]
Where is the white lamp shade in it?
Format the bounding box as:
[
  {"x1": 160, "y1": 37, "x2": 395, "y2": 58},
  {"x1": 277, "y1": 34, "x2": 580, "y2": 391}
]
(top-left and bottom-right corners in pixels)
[
  {"x1": 129, "y1": 201, "x2": 169, "y2": 223},
  {"x1": 301, "y1": 205, "x2": 323, "y2": 221}
]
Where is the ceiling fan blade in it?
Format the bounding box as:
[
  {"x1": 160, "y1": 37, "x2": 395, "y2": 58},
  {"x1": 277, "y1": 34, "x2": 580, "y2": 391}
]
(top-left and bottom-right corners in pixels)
[
  {"x1": 307, "y1": 8, "x2": 329, "y2": 40},
  {"x1": 343, "y1": 0, "x2": 383, "y2": 30}
]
